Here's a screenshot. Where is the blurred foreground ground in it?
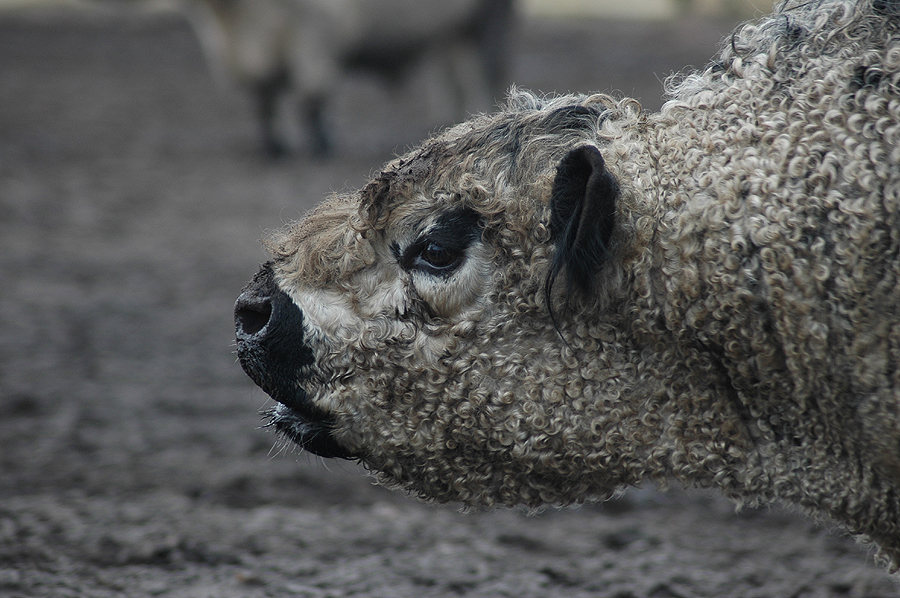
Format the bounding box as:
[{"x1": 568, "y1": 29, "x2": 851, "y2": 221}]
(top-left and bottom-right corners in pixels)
[{"x1": 0, "y1": 7, "x2": 897, "y2": 598}]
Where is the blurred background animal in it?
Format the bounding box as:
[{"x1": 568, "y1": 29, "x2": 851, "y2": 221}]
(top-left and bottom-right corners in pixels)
[{"x1": 183, "y1": 0, "x2": 516, "y2": 157}]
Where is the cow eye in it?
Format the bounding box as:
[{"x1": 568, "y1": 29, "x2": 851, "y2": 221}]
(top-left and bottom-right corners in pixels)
[
  {"x1": 416, "y1": 241, "x2": 463, "y2": 272},
  {"x1": 396, "y1": 207, "x2": 482, "y2": 277}
]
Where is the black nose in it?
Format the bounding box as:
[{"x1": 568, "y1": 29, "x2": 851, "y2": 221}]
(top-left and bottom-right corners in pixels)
[
  {"x1": 235, "y1": 264, "x2": 278, "y2": 341},
  {"x1": 235, "y1": 290, "x2": 273, "y2": 339},
  {"x1": 234, "y1": 263, "x2": 314, "y2": 400}
]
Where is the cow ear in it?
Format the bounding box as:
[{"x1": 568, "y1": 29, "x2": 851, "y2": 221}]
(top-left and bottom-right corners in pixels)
[{"x1": 547, "y1": 145, "x2": 618, "y2": 299}]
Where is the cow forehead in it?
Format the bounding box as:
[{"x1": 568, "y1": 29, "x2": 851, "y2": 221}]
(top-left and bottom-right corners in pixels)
[{"x1": 362, "y1": 107, "x2": 586, "y2": 219}]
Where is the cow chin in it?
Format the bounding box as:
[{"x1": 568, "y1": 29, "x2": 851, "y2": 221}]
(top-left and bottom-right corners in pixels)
[{"x1": 268, "y1": 401, "x2": 353, "y2": 460}]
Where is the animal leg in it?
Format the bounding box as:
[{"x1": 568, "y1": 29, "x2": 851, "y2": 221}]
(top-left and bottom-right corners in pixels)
[
  {"x1": 302, "y1": 94, "x2": 331, "y2": 158},
  {"x1": 254, "y1": 69, "x2": 291, "y2": 158}
]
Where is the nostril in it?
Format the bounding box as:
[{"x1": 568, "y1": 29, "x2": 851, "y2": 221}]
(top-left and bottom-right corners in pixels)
[{"x1": 235, "y1": 298, "x2": 273, "y2": 337}]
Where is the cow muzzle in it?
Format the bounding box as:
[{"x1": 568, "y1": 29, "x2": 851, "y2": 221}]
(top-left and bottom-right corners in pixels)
[{"x1": 234, "y1": 263, "x2": 352, "y2": 459}]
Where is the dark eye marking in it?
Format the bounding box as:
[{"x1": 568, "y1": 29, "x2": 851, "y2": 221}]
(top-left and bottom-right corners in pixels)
[{"x1": 399, "y1": 207, "x2": 483, "y2": 277}]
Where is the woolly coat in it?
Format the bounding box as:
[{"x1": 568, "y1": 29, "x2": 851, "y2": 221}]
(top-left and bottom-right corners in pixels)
[{"x1": 236, "y1": 0, "x2": 900, "y2": 570}]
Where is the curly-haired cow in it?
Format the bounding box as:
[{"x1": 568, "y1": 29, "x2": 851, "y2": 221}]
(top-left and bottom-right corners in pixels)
[{"x1": 235, "y1": 0, "x2": 900, "y2": 571}]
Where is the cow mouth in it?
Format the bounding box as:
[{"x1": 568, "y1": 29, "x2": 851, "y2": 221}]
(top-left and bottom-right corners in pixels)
[
  {"x1": 235, "y1": 264, "x2": 354, "y2": 460},
  {"x1": 264, "y1": 397, "x2": 351, "y2": 460}
]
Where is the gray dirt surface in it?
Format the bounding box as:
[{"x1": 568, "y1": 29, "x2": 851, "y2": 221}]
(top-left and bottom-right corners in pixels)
[{"x1": 1, "y1": 6, "x2": 897, "y2": 597}]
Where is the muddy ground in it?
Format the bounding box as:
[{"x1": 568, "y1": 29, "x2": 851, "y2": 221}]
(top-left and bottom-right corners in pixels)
[{"x1": 0, "y1": 6, "x2": 898, "y2": 597}]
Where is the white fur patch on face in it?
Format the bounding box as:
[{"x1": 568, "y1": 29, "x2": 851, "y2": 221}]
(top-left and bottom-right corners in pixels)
[
  {"x1": 353, "y1": 265, "x2": 411, "y2": 319},
  {"x1": 284, "y1": 287, "x2": 362, "y2": 347},
  {"x1": 282, "y1": 276, "x2": 416, "y2": 352}
]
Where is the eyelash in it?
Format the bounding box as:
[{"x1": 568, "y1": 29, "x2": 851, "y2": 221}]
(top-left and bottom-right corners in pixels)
[
  {"x1": 412, "y1": 240, "x2": 465, "y2": 275},
  {"x1": 396, "y1": 237, "x2": 466, "y2": 277},
  {"x1": 422, "y1": 241, "x2": 458, "y2": 266}
]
